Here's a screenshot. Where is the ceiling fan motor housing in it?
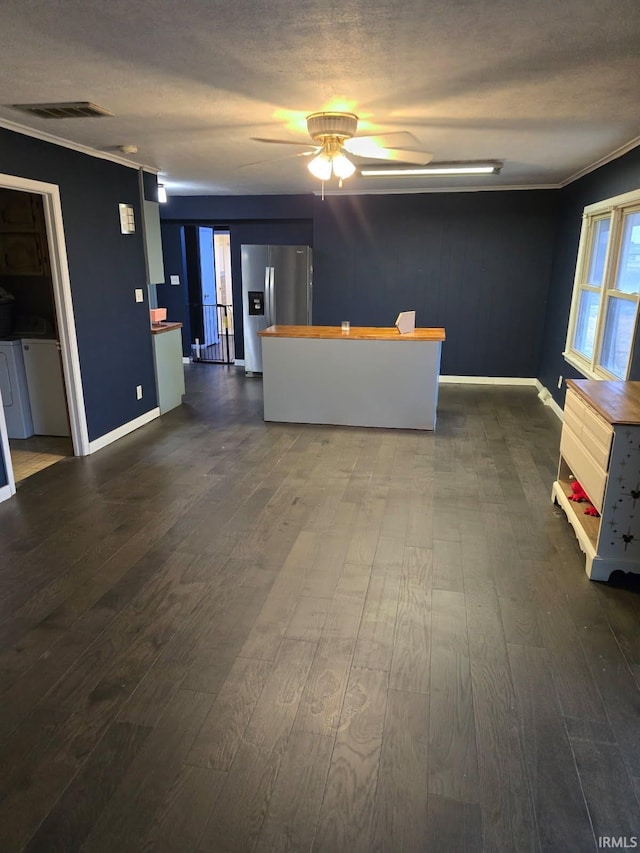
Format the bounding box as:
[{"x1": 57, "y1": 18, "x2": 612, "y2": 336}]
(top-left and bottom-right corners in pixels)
[{"x1": 306, "y1": 112, "x2": 358, "y2": 142}]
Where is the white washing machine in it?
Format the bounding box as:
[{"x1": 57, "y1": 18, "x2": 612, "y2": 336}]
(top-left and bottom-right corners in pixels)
[
  {"x1": 21, "y1": 338, "x2": 69, "y2": 436},
  {"x1": 0, "y1": 339, "x2": 34, "y2": 439}
]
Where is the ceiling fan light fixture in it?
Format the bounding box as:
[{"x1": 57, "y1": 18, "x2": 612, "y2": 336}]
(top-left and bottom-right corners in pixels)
[
  {"x1": 306, "y1": 112, "x2": 358, "y2": 142},
  {"x1": 308, "y1": 143, "x2": 356, "y2": 184},
  {"x1": 255, "y1": 110, "x2": 433, "y2": 187},
  {"x1": 332, "y1": 152, "x2": 356, "y2": 180},
  {"x1": 308, "y1": 151, "x2": 333, "y2": 181}
]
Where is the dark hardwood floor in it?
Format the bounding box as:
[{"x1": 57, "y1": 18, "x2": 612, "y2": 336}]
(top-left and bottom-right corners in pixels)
[{"x1": 1, "y1": 364, "x2": 639, "y2": 852}]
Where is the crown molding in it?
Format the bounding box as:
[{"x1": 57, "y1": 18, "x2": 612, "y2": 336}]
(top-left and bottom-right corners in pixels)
[
  {"x1": 0, "y1": 116, "x2": 159, "y2": 173},
  {"x1": 559, "y1": 135, "x2": 640, "y2": 187},
  {"x1": 312, "y1": 183, "x2": 560, "y2": 196}
]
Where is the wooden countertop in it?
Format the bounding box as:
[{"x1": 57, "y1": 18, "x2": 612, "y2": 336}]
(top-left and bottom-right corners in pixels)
[
  {"x1": 258, "y1": 325, "x2": 446, "y2": 341},
  {"x1": 151, "y1": 321, "x2": 183, "y2": 336},
  {"x1": 566, "y1": 379, "x2": 640, "y2": 425}
]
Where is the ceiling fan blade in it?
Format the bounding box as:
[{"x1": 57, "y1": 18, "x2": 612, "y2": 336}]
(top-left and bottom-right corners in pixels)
[
  {"x1": 251, "y1": 137, "x2": 314, "y2": 146},
  {"x1": 238, "y1": 149, "x2": 317, "y2": 169},
  {"x1": 347, "y1": 131, "x2": 422, "y2": 150},
  {"x1": 344, "y1": 130, "x2": 431, "y2": 164},
  {"x1": 345, "y1": 143, "x2": 433, "y2": 165},
  {"x1": 371, "y1": 148, "x2": 434, "y2": 164}
]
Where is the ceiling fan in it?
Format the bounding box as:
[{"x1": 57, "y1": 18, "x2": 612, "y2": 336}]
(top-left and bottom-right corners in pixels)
[{"x1": 252, "y1": 112, "x2": 433, "y2": 186}]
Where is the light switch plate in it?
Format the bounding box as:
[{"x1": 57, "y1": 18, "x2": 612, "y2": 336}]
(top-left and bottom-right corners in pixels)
[
  {"x1": 135, "y1": 288, "x2": 144, "y2": 303},
  {"x1": 170, "y1": 275, "x2": 180, "y2": 285},
  {"x1": 119, "y1": 203, "x2": 135, "y2": 234}
]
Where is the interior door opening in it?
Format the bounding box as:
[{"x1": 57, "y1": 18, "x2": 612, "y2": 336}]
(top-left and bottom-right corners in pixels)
[
  {"x1": 0, "y1": 188, "x2": 73, "y2": 483},
  {"x1": 187, "y1": 226, "x2": 234, "y2": 364},
  {"x1": 0, "y1": 175, "x2": 88, "y2": 495}
]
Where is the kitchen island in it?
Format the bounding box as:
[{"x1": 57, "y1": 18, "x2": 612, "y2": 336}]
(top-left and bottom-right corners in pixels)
[{"x1": 258, "y1": 324, "x2": 446, "y2": 430}]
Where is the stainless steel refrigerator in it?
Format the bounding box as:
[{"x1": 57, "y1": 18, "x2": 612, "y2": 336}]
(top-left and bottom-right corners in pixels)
[{"x1": 241, "y1": 244, "x2": 313, "y2": 374}]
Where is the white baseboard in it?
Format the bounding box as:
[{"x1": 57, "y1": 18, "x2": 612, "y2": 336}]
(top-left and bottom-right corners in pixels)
[
  {"x1": 534, "y1": 380, "x2": 564, "y2": 421},
  {"x1": 235, "y1": 358, "x2": 245, "y2": 367},
  {"x1": 439, "y1": 375, "x2": 537, "y2": 386},
  {"x1": 0, "y1": 482, "x2": 15, "y2": 503},
  {"x1": 438, "y1": 375, "x2": 564, "y2": 420},
  {"x1": 88, "y1": 408, "x2": 161, "y2": 454}
]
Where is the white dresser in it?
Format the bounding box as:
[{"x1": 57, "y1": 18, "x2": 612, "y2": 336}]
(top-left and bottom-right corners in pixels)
[{"x1": 552, "y1": 380, "x2": 640, "y2": 581}]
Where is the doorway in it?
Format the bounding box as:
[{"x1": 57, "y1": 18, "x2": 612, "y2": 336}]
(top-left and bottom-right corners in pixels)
[
  {"x1": 187, "y1": 226, "x2": 235, "y2": 364},
  {"x1": 0, "y1": 173, "x2": 88, "y2": 497}
]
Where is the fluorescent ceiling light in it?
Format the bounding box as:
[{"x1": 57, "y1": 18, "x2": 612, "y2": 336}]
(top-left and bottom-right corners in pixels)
[
  {"x1": 157, "y1": 184, "x2": 168, "y2": 203},
  {"x1": 360, "y1": 162, "x2": 502, "y2": 177}
]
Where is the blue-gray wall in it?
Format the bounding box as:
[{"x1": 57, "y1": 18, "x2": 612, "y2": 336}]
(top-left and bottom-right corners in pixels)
[
  {"x1": 312, "y1": 191, "x2": 557, "y2": 376},
  {"x1": 159, "y1": 223, "x2": 190, "y2": 355},
  {"x1": 162, "y1": 190, "x2": 557, "y2": 375},
  {"x1": 538, "y1": 145, "x2": 640, "y2": 405},
  {"x1": 0, "y1": 127, "x2": 158, "y2": 445}
]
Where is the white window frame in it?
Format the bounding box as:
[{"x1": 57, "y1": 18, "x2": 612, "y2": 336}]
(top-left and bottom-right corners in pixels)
[{"x1": 564, "y1": 187, "x2": 640, "y2": 380}]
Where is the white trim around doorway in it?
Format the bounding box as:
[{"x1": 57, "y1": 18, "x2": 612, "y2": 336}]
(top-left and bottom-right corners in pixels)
[
  {"x1": 0, "y1": 400, "x2": 16, "y2": 498},
  {"x1": 0, "y1": 173, "x2": 90, "y2": 498}
]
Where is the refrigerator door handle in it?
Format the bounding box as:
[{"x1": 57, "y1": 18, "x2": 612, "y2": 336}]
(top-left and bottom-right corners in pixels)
[
  {"x1": 269, "y1": 266, "x2": 275, "y2": 326},
  {"x1": 264, "y1": 265, "x2": 272, "y2": 326}
]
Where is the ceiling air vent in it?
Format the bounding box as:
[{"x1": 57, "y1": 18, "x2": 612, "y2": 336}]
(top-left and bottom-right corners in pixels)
[{"x1": 9, "y1": 101, "x2": 114, "y2": 119}]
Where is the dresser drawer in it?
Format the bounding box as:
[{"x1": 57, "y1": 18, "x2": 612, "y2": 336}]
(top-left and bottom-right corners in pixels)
[
  {"x1": 560, "y1": 422, "x2": 607, "y2": 512},
  {"x1": 563, "y1": 398, "x2": 585, "y2": 438},
  {"x1": 564, "y1": 388, "x2": 613, "y2": 471},
  {"x1": 581, "y1": 404, "x2": 613, "y2": 465},
  {"x1": 581, "y1": 421, "x2": 613, "y2": 469},
  {"x1": 564, "y1": 388, "x2": 587, "y2": 423}
]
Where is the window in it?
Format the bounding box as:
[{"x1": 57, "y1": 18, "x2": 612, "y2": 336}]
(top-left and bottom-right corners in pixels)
[{"x1": 565, "y1": 188, "x2": 640, "y2": 380}]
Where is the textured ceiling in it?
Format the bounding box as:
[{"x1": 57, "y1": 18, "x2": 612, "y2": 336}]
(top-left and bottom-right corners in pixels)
[{"x1": 1, "y1": 0, "x2": 639, "y2": 195}]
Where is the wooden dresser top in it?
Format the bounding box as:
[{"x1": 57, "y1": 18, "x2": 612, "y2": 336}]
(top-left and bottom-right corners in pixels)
[
  {"x1": 258, "y1": 325, "x2": 446, "y2": 341},
  {"x1": 566, "y1": 379, "x2": 640, "y2": 425}
]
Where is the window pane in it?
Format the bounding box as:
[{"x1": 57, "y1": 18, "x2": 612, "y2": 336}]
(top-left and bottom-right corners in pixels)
[
  {"x1": 573, "y1": 289, "x2": 600, "y2": 359},
  {"x1": 587, "y1": 217, "x2": 610, "y2": 286},
  {"x1": 614, "y1": 211, "x2": 640, "y2": 294},
  {"x1": 599, "y1": 296, "x2": 636, "y2": 378}
]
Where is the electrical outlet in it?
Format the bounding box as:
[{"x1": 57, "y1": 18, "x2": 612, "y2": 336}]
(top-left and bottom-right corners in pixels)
[
  {"x1": 136, "y1": 385, "x2": 143, "y2": 400},
  {"x1": 557, "y1": 375, "x2": 563, "y2": 389},
  {"x1": 170, "y1": 274, "x2": 180, "y2": 285},
  {"x1": 135, "y1": 288, "x2": 144, "y2": 303}
]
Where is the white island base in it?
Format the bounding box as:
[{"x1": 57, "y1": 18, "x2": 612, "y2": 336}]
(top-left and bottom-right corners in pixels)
[{"x1": 259, "y1": 325, "x2": 445, "y2": 430}]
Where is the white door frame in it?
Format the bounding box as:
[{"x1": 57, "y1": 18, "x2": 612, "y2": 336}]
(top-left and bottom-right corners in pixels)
[{"x1": 0, "y1": 172, "x2": 90, "y2": 493}]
